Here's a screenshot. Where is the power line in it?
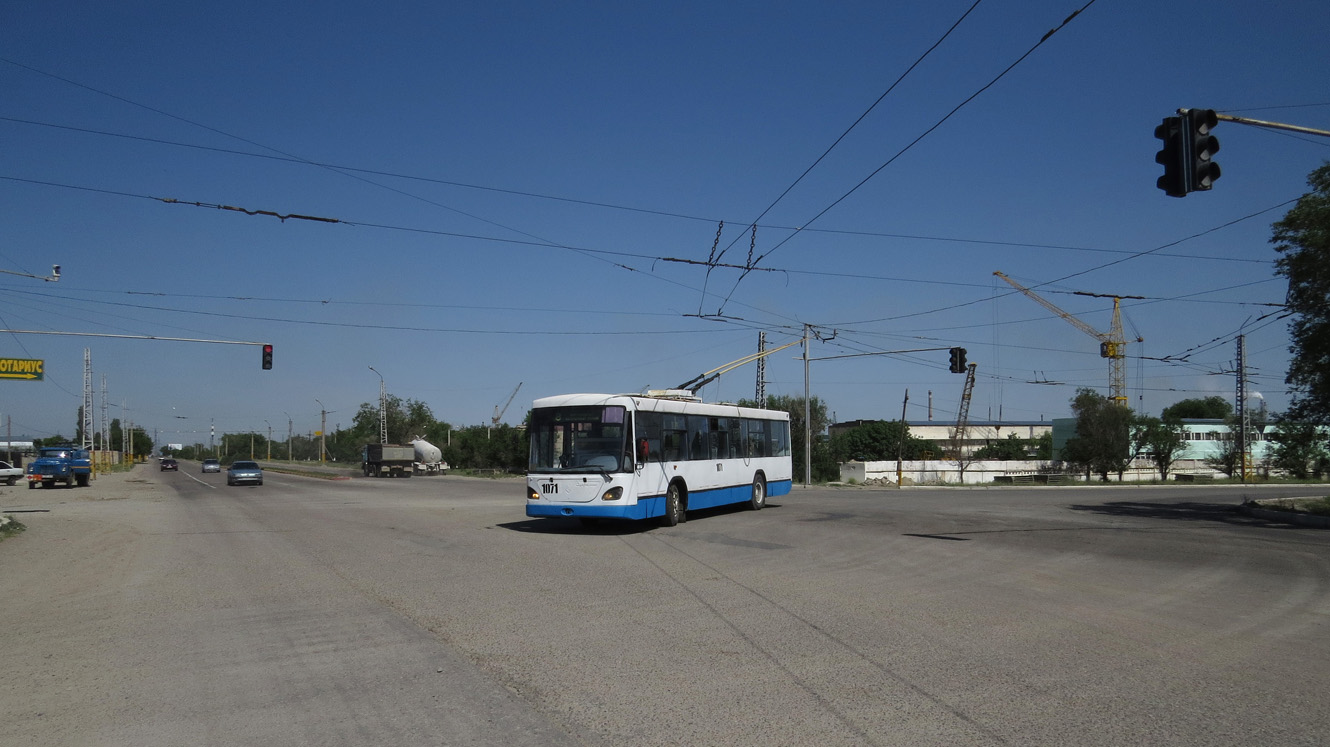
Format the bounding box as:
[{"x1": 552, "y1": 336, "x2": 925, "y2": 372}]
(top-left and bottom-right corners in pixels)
[
  {"x1": 3, "y1": 286, "x2": 742, "y2": 337},
  {"x1": 3, "y1": 115, "x2": 1274, "y2": 265},
  {"x1": 8, "y1": 174, "x2": 1280, "y2": 318},
  {"x1": 715, "y1": 0, "x2": 1099, "y2": 312},
  {"x1": 705, "y1": 0, "x2": 987, "y2": 279}
]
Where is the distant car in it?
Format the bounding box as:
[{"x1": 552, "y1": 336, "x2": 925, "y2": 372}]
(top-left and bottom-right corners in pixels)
[
  {"x1": 0, "y1": 460, "x2": 21, "y2": 485},
  {"x1": 202, "y1": 458, "x2": 221, "y2": 473},
  {"x1": 160, "y1": 458, "x2": 178, "y2": 472},
  {"x1": 226, "y1": 460, "x2": 263, "y2": 486}
]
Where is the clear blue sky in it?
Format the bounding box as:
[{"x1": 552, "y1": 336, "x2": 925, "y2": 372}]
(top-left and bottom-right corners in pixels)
[{"x1": 3, "y1": 0, "x2": 1327, "y2": 447}]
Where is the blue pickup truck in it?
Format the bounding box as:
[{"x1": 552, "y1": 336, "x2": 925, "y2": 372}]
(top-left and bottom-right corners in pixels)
[{"x1": 26, "y1": 445, "x2": 92, "y2": 489}]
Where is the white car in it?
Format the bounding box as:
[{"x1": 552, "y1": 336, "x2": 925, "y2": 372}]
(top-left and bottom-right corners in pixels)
[{"x1": 0, "y1": 460, "x2": 22, "y2": 486}]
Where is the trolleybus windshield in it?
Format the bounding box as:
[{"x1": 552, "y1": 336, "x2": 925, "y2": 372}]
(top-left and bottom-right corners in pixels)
[{"x1": 529, "y1": 405, "x2": 630, "y2": 473}]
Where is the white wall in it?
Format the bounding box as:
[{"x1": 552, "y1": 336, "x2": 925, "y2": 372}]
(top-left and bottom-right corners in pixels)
[{"x1": 839, "y1": 459, "x2": 1224, "y2": 485}]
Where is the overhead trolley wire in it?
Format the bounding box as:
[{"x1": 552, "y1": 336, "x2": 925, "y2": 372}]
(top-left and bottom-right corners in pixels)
[
  {"x1": 714, "y1": 0, "x2": 1099, "y2": 314},
  {"x1": 699, "y1": 0, "x2": 987, "y2": 304},
  {"x1": 1, "y1": 116, "x2": 1274, "y2": 267}
]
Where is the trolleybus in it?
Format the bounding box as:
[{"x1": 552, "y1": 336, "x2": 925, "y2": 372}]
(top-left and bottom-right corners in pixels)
[{"x1": 526, "y1": 391, "x2": 793, "y2": 526}]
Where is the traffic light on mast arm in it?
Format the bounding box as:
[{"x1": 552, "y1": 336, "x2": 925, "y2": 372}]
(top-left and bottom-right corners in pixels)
[
  {"x1": 1154, "y1": 116, "x2": 1186, "y2": 197},
  {"x1": 948, "y1": 347, "x2": 967, "y2": 374},
  {"x1": 261, "y1": 344, "x2": 273, "y2": 370},
  {"x1": 1187, "y1": 108, "x2": 1221, "y2": 192},
  {"x1": 1154, "y1": 110, "x2": 1221, "y2": 197}
]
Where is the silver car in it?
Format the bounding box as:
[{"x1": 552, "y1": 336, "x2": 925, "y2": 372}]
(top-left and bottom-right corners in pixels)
[
  {"x1": 202, "y1": 458, "x2": 221, "y2": 473},
  {"x1": 226, "y1": 460, "x2": 263, "y2": 486}
]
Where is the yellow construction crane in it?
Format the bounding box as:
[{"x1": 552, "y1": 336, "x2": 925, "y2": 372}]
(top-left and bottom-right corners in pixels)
[{"x1": 994, "y1": 271, "x2": 1143, "y2": 405}]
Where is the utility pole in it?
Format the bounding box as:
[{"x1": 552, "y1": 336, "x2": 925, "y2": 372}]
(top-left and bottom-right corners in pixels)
[
  {"x1": 1235, "y1": 335, "x2": 1250, "y2": 483},
  {"x1": 896, "y1": 389, "x2": 908, "y2": 489},
  {"x1": 316, "y1": 399, "x2": 327, "y2": 464},
  {"x1": 81, "y1": 348, "x2": 93, "y2": 451},
  {"x1": 802, "y1": 324, "x2": 811, "y2": 486},
  {"x1": 369, "y1": 367, "x2": 387, "y2": 444},
  {"x1": 284, "y1": 412, "x2": 293, "y2": 462},
  {"x1": 100, "y1": 375, "x2": 109, "y2": 470},
  {"x1": 756, "y1": 331, "x2": 767, "y2": 408}
]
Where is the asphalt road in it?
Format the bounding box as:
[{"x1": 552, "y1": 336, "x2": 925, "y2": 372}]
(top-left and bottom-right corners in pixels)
[{"x1": 3, "y1": 466, "x2": 1328, "y2": 746}]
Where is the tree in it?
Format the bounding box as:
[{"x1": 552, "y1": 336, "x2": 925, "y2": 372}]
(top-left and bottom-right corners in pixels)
[
  {"x1": 348, "y1": 394, "x2": 443, "y2": 446},
  {"x1": 829, "y1": 420, "x2": 936, "y2": 462},
  {"x1": 1131, "y1": 415, "x2": 1187, "y2": 480},
  {"x1": 1032, "y1": 432, "x2": 1054, "y2": 460},
  {"x1": 1204, "y1": 427, "x2": 1241, "y2": 477},
  {"x1": 1161, "y1": 396, "x2": 1233, "y2": 421},
  {"x1": 738, "y1": 395, "x2": 838, "y2": 482},
  {"x1": 1273, "y1": 162, "x2": 1330, "y2": 424},
  {"x1": 442, "y1": 425, "x2": 526, "y2": 473},
  {"x1": 973, "y1": 433, "x2": 1030, "y2": 460},
  {"x1": 1267, "y1": 417, "x2": 1329, "y2": 479},
  {"x1": 1062, "y1": 389, "x2": 1133, "y2": 481}
]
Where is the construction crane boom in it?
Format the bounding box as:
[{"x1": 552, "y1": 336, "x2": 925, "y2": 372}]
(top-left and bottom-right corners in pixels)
[
  {"x1": 994, "y1": 271, "x2": 1142, "y2": 405},
  {"x1": 994, "y1": 271, "x2": 1105, "y2": 342},
  {"x1": 492, "y1": 382, "x2": 523, "y2": 426},
  {"x1": 952, "y1": 362, "x2": 978, "y2": 447}
]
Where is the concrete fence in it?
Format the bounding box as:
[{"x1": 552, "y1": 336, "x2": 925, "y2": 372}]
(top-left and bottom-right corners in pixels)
[{"x1": 839, "y1": 459, "x2": 1228, "y2": 486}]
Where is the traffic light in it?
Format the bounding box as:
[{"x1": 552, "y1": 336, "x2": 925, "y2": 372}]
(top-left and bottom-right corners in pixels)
[
  {"x1": 261, "y1": 344, "x2": 273, "y2": 370},
  {"x1": 1154, "y1": 116, "x2": 1186, "y2": 197},
  {"x1": 948, "y1": 347, "x2": 967, "y2": 374},
  {"x1": 1186, "y1": 108, "x2": 1220, "y2": 192}
]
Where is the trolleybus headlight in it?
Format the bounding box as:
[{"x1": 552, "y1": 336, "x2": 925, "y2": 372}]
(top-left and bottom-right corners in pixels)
[
  {"x1": 528, "y1": 487, "x2": 539, "y2": 501},
  {"x1": 601, "y1": 486, "x2": 623, "y2": 502}
]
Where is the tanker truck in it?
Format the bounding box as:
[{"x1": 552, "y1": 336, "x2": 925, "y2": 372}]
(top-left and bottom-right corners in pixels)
[{"x1": 411, "y1": 438, "x2": 449, "y2": 475}]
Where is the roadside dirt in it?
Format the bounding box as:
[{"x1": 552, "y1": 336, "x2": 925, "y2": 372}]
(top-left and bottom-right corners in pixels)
[{"x1": 0, "y1": 464, "x2": 169, "y2": 746}]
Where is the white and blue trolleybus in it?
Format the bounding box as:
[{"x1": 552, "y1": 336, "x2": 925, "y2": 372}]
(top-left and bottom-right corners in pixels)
[{"x1": 526, "y1": 391, "x2": 793, "y2": 525}]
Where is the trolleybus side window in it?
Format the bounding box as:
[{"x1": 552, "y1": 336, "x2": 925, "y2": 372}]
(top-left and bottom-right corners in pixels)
[
  {"x1": 744, "y1": 418, "x2": 768, "y2": 458},
  {"x1": 661, "y1": 413, "x2": 687, "y2": 462},
  {"x1": 636, "y1": 411, "x2": 661, "y2": 463},
  {"x1": 712, "y1": 417, "x2": 741, "y2": 459},
  {"x1": 771, "y1": 419, "x2": 791, "y2": 457},
  {"x1": 687, "y1": 414, "x2": 712, "y2": 460}
]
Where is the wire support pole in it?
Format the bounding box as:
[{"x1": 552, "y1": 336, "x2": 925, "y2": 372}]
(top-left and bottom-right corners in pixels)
[
  {"x1": 369, "y1": 367, "x2": 387, "y2": 445},
  {"x1": 897, "y1": 389, "x2": 909, "y2": 490},
  {"x1": 803, "y1": 324, "x2": 811, "y2": 487}
]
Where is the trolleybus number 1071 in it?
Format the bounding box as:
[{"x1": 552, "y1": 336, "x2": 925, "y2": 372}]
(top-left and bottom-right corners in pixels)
[{"x1": 526, "y1": 392, "x2": 792, "y2": 527}]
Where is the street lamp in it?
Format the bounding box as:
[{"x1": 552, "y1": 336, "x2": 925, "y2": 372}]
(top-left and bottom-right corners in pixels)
[{"x1": 368, "y1": 366, "x2": 387, "y2": 445}]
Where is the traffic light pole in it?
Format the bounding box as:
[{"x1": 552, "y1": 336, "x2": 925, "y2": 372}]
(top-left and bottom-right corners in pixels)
[{"x1": 1207, "y1": 112, "x2": 1330, "y2": 139}]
